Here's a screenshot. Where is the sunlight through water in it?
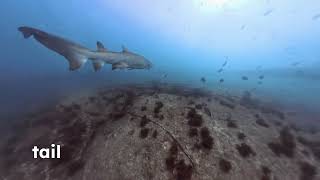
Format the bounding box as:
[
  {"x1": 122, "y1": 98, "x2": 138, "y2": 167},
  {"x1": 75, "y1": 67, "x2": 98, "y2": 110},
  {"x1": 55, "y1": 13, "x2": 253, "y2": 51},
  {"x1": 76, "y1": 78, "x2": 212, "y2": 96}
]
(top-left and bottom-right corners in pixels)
[{"x1": 193, "y1": 0, "x2": 249, "y2": 13}]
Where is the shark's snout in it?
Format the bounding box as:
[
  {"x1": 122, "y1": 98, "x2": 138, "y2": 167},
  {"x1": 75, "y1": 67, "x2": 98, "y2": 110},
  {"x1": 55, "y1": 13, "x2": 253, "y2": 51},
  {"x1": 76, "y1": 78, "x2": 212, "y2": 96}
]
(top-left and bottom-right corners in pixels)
[{"x1": 147, "y1": 61, "x2": 153, "y2": 69}]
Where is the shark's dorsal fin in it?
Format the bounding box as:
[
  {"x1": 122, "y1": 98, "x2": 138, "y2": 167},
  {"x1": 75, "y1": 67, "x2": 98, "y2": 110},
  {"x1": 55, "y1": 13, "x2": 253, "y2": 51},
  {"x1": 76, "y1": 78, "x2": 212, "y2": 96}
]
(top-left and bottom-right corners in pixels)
[
  {"x1": 97, "y1": 41, "x2": 107, "y2": 52},
  {"x1": 122, "y1": 45, "x2": 130, "y2": 53}
]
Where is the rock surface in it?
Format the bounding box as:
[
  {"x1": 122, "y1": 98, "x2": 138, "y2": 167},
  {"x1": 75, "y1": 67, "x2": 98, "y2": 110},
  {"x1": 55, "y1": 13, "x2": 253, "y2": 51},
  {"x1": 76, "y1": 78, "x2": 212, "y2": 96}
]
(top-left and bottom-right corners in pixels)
[{"x1": 0, "y1": 83, "x2": 319, "y2": 180}]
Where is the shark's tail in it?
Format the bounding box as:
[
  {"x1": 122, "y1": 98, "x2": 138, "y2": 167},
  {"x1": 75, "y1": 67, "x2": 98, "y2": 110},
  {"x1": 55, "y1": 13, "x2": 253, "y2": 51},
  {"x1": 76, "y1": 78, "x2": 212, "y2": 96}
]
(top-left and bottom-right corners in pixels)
[
  {"x1": 18, "y1": 26, "x2": 36, "y2": 39},
  {"x1": 18, "y1": 26, "x2": 89, "y2": 71}
]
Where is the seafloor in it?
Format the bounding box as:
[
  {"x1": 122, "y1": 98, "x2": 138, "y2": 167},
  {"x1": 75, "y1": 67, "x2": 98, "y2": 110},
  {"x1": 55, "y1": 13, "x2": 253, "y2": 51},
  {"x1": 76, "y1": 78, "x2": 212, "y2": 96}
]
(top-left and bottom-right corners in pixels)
[{"x1": 0, "y1": 83, "x2": 319, "y2": 180}]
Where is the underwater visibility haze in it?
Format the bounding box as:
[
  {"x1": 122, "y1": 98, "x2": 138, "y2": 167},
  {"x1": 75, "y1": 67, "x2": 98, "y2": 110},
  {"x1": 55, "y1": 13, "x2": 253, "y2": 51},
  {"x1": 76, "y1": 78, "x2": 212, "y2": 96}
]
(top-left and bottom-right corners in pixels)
[{"x1": 0, "y1": 0, "x2": 320, "y2": 179}]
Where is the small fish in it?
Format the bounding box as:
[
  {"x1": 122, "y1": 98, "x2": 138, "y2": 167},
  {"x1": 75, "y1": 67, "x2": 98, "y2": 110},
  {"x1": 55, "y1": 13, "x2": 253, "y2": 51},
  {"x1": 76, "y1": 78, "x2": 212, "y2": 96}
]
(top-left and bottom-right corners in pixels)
[
  {"x1": 201, "y1": 77, "x2": 206, "y2": 83},
  {"x1": 219, "y1": 79, "x2": 224, "y2": 83},
  {"x1": 259, "y1": 75, "x2": 264, "y2": 80},
  {"x1": 256, "y1": 65, "x2": 262, "y2": 71},
  {"x1": 312, "y1": 14, "x2": 320, "y2": 20},
  {"x1": 263, "y1": 9, "x2": 274, "y2": 16},
  {"x1": 217, "y1": 68, "x2": 223, "y2": 73},
  {"x1": 162, "y1": 73, "x2": 168, "y2": 78},
  {"x1": 222, "y1": 61, "x2": 228, "y2": 67},
  {"x1": 242, "y1": 76, "x2": 249, "y2": 80},
  {"x1": 258, "y1": 81, "x2": 263, "y2": 85},
  {"x1": 291, "y1": 61, "x2": 301, "y2": 66}
]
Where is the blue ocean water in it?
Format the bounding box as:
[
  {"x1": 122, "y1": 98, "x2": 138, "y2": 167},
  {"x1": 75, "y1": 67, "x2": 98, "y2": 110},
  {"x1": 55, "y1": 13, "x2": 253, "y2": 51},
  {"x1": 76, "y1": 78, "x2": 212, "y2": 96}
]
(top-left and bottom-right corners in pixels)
[{"x1": 0, "y1": 0, "x2": 319, "y2": 126}]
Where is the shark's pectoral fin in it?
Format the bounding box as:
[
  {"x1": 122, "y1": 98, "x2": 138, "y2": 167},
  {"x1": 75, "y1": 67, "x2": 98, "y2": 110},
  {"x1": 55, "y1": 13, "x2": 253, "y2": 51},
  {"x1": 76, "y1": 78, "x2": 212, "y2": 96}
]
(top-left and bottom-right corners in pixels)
[
  {"x1": 97, "y1": 41, "x2": 108, "y2": 52},
  {"x1": 112, "y1": 62, "x2": 129, "y2": 70},
  {"x1": 64, "y1": 53, "x2": 87, "y2": 71},
  {"x1": 92, "y1": 60, "x2": 105, "y2": 72}
]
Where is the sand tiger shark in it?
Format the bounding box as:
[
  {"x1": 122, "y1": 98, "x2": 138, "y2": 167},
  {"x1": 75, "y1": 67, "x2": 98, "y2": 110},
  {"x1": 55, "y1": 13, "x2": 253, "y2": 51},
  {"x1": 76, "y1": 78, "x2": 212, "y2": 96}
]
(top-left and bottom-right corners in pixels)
[{"x1": 18, "y1": 26, "x2": 152, "y2": 71}]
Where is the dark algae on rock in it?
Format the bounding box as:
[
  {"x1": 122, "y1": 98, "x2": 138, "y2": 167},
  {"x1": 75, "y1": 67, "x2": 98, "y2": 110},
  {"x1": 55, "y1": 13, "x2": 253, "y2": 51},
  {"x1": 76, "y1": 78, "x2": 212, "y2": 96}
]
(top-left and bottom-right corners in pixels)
[
  {"x1": 140, "y1": 115, "x2": 150, "y2": 128},
  {"x1": 188, "y1": 128, "x2": 198, "y2": 137},
  {"x1": 165, "y1": 143, "x2": 193, "y2": 180},
  {"x1": 268, "y1": 127, "x2": 296, "y2": 158},
  {"x1": 152, "y1": 130, "x2": 158, "y2": 138},
  {"x1": 154, "y1": 101, "x2": 164, "y2": 114},
  {"x1": 227, "y1": 120, "x2": 238, "y2": 128},
  {"x1": 219, "y1": 159, "x2": 232, "y2": 173},
  {"x1": 236, "y1": 143, "x2": 256, "y2": 158},
  {"x1": 203, "y1": 107, "x2": 212, "y2": 117},
  {"x1": 139, "y1": 128, "x2": 149, "y2": 139},
  {"x1": 200, "y1": 127, "x2": 214, "y2": 150},
  {"x1": 297, "y1": 136, "x2": 320, "y2": 161},
  {"x1": 219, "y1": 99, "x2": 236, "y2": 109},
  {"x1": 261, "y1": 166, "x2": 271, "y2": 180},
  {"x1": 255, "y1": 114, "x2": 269, "y2": 128},
  {"x1": 299, "y1": 161, "x2": 317, "y2": 180},
  {"x1": 237, "y1": 132, "x2": 246, "y2": 140},
  {"x1": 187, "y1": 108, "x2": 203, "y2": 127}
]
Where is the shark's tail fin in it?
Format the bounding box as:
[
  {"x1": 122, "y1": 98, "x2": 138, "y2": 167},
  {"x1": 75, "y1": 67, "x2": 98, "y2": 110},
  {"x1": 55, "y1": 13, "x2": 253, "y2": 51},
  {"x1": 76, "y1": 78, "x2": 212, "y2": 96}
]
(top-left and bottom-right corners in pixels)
[
  {"x1": 18, "y1": 26, "x2": 35, "y2": 39},
  {"x1": 18, "y1": 26, "x2": 88, "y2": 71}
]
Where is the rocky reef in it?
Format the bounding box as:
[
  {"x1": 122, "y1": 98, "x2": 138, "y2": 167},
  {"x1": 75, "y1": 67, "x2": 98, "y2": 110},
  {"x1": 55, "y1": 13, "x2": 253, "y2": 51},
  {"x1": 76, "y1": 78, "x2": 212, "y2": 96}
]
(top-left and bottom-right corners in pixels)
[{"x1": 0, "y1": 83, "x2": 319, "y2": 180}]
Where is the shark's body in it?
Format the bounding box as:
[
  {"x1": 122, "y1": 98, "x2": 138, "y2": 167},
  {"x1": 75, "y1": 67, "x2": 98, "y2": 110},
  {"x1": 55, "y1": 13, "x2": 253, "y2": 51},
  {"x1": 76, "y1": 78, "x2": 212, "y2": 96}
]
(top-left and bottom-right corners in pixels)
[{"x1": 18, "y1": 26, "x2": 152, "y2": 71}]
